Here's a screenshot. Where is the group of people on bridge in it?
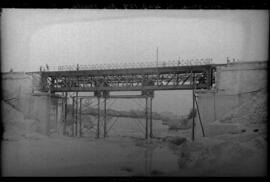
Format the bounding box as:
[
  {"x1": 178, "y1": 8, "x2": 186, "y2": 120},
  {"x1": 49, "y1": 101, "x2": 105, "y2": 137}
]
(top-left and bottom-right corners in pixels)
[{"x1": 39, "y1": 59, "x2": 214, "y2": 72}]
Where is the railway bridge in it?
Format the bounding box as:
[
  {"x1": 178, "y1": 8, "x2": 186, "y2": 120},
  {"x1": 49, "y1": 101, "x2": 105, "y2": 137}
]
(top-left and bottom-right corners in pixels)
[{"x1": 36, "y1": 60, "x2": 218, "y2": 140}]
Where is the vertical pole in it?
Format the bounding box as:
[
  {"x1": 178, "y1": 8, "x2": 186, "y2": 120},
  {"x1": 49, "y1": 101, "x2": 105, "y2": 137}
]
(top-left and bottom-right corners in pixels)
[
  {"x1": 46, "y1": 95, "x2": 51, "y2": 136},
  {"x1": 56, "y1": 99, "x2": 58, "y2": 134},
  {"x1": 156, "y1": 48, "x2": 159, "y2": 86},
  {"x1": 72, "y1": 96, "x2": 74, "y2": 137},
  {"x1": 145, "y1": 97, "x2": 148, "y2": 139},
  {"x1": 79, "y1": 98, "x2": 82, "y2": 137},
  {"x1": 104, "y1": 97, "x2": 107, "y2": 138},
  {"x1": 75, "y1": 92, "x2": 78, "y2": 136},
  {"x1": 192, "y1": 73, "x2": 195, "y2": 141},
  {"x1": 195, "y1": 97, "x2": 205, "y2": 137},
  {"x1": 206, "y1": 68, "x2": 211, "y2": 89},
  {"x1": 149, "y1": 96, "x2": 153, "y2": 138},
  {"x1": 61, "y1": 96, "x2": 64, "y2": 135},
  {"x1": 97, "y1": 97, "x2": 100, "y2": 138},
  {"x1": 64, "y1": 92, "x2": 67, "y2": 136},
  {"x1": 213, "y1": 91, "x2": 216, "y2": 121}
]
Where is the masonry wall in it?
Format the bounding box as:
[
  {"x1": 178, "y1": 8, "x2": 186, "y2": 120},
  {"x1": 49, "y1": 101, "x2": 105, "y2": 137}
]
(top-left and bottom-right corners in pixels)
[
  {"x1": 196, "y1": 61, "x2": 267, "y2": 124},
  {"x1": 2, "y1": 72, "x2": 63, "y2": 135}
]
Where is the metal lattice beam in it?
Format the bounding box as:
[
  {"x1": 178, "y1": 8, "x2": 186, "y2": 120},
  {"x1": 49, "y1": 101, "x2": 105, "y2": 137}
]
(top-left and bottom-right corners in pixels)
[{"x1": 38, "y1": 64, "x2": 216, "y2": 92}]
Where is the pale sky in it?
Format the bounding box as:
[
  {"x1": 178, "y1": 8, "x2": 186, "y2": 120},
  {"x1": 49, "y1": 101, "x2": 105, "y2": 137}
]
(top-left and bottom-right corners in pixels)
[
  {"x1": 1, "y1": 9, "x2": 269, "y2": 72},
  {"x1": 1, "y1": 9, "x2": 269, "y2": 115}
]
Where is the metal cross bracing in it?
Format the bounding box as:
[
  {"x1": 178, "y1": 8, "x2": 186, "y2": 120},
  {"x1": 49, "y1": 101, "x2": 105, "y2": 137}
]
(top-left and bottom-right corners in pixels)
[
  {"x1": 37, "y1": 61, "x2": 217, "y2": 141},
  {"x1": 39, "y1": 64, "x2": 216, "y2": 93},
  {"x1": 64, "y1": 94, "x2": 154, "y2": 139},
  {"x1": 55, "y1": 89, "x2": 204, "y2": 140}
]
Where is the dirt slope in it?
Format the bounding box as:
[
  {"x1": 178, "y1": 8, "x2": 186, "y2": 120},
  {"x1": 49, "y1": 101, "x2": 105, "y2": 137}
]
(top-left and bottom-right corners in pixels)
[
  {"x1": 171, "y1": 88, "x2": 267, "y2": 176},
  {"x1": 2, "y1": 100, "x2": 46, "y2": 140}
]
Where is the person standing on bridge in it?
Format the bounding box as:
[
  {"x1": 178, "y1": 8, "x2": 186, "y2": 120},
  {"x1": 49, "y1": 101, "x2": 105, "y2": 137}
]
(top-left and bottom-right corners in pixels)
[
  {"x1": 177, "y1": 60, "x2": 181, "y2": 66},
  {"x1": 46, "y1": 64, "x2": 49, "y2": 71},
  {"x1": 163, "y1": 62, "x2": 166, "y2": 67},
  {"x1": 227, "y1": 57, "x2": 230, "y2": 64}
]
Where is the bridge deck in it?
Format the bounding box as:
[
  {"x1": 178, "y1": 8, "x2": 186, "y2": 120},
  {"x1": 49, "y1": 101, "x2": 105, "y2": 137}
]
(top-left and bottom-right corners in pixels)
[{"x1": 38, "y1": 64, "x2": 217, "y2": 92}]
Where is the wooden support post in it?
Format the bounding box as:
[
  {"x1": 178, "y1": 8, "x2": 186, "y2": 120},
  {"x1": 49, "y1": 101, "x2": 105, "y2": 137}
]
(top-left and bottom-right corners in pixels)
[
  {"x1": 64, "y1": 92, "x2": 67, "y2": 136},
  {"x1": 97, "y1": 97, "x2": 100, "y2": 138},
  {"x1": 72, "y1": 96, "x2": 74, "y2": 137},
  {"x1": 104, "y1": 97, "x2": 107, "y2": 138},
  {"x1": 195, "y1": 96, "x2": 205, "y2": 137},
  {"x1": 75, "y1": 92, "x2": 78, "y2": 136},
  {"x1": 213, "y1": 91, "x2": 216, "y2": 120},
  {"x1": 145, "y1": 97, "x2": 148, "y2": 139},
  {"x1": 61, "y1": 96, "x2": 64, "y2": 135},
  {"x1": 192, "y1": 73, "x2": 195, "y2": 141},
  {"x1": 55, "y1": 99, "x2": 58, "y2": 134},
  {"x1": 206, "y1": 68, "x2": 211, "y2": 89},
  {"x1": 46, "y1": 96, "x2": 51, "y2": 136},
  {"x1": 149, "y1": 97, "x2": 153, "y2": 138},
  {"x1": 79, "y1": 98, "x2": 82, "y2": 137}
]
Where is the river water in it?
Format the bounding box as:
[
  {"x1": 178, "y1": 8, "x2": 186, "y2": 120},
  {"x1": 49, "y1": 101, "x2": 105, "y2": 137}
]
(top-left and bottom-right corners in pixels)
[{"x1": 2, "y1": 117, "x2": 185, "y2": 176}]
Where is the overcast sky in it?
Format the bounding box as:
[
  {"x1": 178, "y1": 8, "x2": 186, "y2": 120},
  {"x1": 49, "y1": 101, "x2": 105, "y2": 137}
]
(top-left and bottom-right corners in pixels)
[
  {"x1": 1, "y1": 9, "x2": 269, "y2": 72},
  {"x1": 1, "y1": 9, "x2": 269, "y2": 115}
]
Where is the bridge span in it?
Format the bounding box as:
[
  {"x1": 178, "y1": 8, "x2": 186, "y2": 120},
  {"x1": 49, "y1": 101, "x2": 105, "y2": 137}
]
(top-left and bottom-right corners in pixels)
[
  {"x1": 39, "y1": 64, "x2": 216, "y2": 93},
  {"x1": 32, "y1": 62, "x2": 220, "y2": 140}
]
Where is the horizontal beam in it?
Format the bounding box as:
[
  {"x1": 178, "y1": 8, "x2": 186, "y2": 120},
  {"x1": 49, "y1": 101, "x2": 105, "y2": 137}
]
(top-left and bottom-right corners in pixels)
[
  {"x1": 41, "y1": 65, "x2": 214, "y2": 77},
  {"x1": 70, "y1": 95, "x2": 147, "y2": 99},
  {"x1": 70, "y1": 96, "x2": 98, "y2": 98},
  {"x1": 49, "y1": 84, "x2": 208, "y2": 92},
  {"x1": 107, "y1": 95, "x2": 147, "y2": 99}
]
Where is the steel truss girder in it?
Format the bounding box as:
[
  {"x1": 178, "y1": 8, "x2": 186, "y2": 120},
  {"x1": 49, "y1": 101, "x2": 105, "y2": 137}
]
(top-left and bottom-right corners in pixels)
[{"x1": 40, "y1": 65, "x2": 215, "y2": 92}]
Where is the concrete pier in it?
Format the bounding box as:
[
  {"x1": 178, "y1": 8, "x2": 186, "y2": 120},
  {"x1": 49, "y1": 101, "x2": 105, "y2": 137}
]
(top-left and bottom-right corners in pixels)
[{"x1": 196, "y1": 61, "x2": 267, "y2": 126}]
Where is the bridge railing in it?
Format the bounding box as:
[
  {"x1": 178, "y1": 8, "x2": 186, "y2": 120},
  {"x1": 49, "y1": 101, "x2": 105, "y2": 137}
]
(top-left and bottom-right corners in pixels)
[{"x1": 42, "y1": 58, "x2": 213, "y2": 72}]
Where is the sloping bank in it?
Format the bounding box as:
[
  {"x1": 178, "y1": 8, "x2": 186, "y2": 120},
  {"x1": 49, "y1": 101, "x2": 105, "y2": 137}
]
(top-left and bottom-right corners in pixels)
[
  {"x1": 163, "y1": 87, "x2": 267, "y2": 176},
  {"x1": 2, "y1": 100, "x2": 47, "y2": 140},
  {"x1": 166, "y1": 61, "x2": 267, "y2": 176}
]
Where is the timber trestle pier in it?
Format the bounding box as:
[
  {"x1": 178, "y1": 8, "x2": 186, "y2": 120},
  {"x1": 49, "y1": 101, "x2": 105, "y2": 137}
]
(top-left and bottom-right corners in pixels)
[{"x1": 33, "y1": 60, "x2": 218, "y2": 140}]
